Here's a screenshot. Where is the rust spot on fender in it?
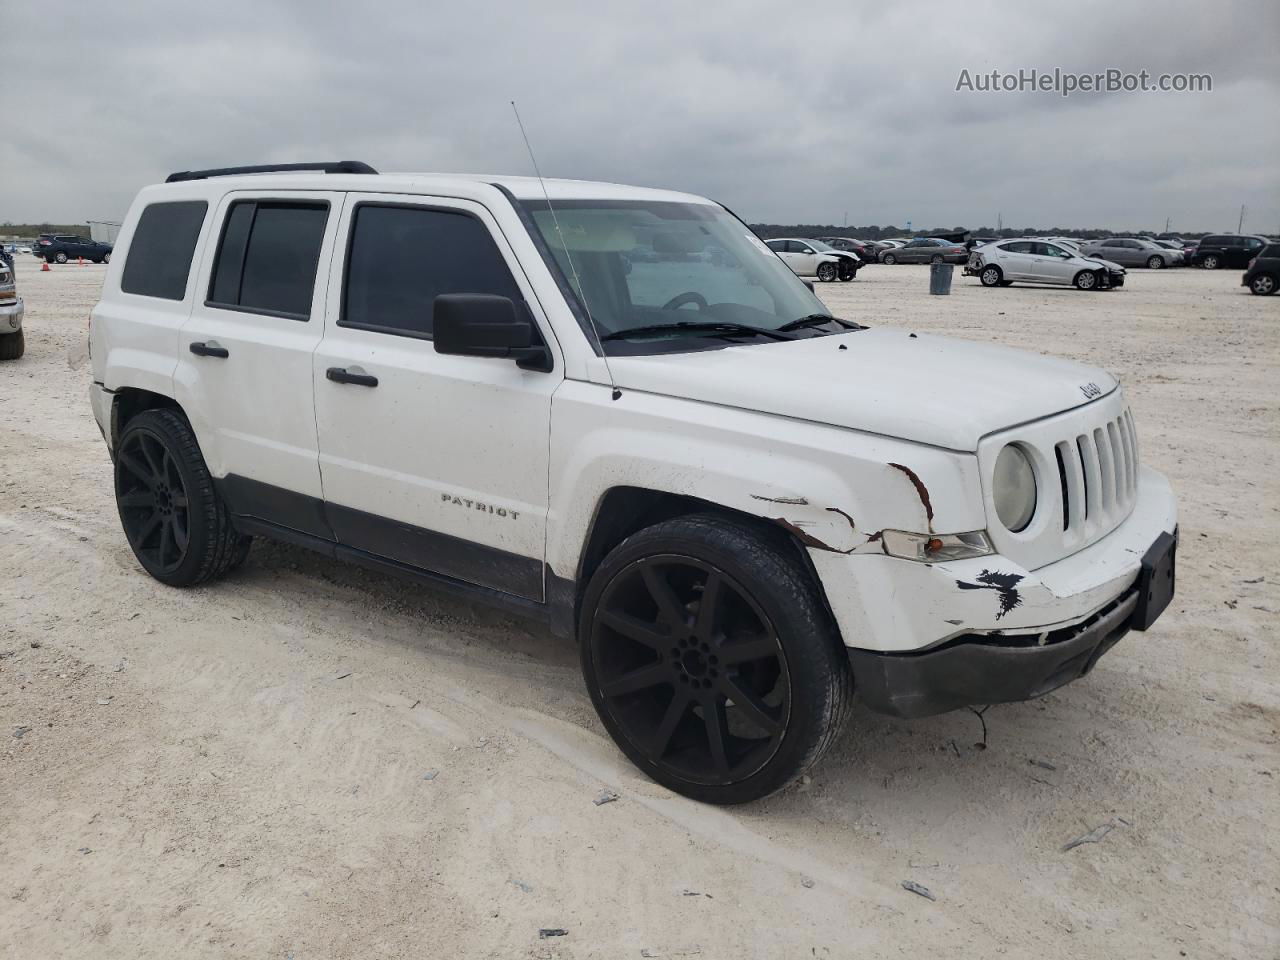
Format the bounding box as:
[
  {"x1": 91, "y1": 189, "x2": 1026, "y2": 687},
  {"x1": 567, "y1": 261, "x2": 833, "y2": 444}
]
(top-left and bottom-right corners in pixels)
[
  {"x1": 770, "y1": 517, "x2": 846, "y2": 553},
  {"x1": 751, "y1": 494, "x2": 810, "y2": 506},
  {"x1": 888, "y1": 463, "x2": 934, "y2": 527},
  {"x1": 825, "y1": 506, "x2": 857, "y2": 532}
]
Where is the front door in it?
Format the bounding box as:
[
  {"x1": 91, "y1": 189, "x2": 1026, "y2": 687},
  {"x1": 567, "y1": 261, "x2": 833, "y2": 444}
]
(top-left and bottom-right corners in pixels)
[
  {"x1": 1032, "y1": 242, "x2": 1077, "y2": 284},
  {"x1": 312, "y1": 194, "x2": 559, "y2": 601}
]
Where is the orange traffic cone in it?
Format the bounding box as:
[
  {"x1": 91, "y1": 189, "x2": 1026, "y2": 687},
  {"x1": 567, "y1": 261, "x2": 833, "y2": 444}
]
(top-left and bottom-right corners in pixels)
[
  {"x1": 78, "y1": 256, "x2": 84, "y2": 266},
  {"x1": 41, "y1": 261, "x2": 50, "y2": 272}
]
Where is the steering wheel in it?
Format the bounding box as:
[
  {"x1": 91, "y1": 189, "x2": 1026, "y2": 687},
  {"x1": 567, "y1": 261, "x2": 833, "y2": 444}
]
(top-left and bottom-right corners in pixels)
[{"x1": 663, "y1": 291, "x2": 708, "y2": 311}]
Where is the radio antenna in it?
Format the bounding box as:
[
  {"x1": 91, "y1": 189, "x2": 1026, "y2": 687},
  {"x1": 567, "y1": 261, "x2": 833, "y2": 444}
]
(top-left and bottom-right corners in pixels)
[{"x1": 510, "y1": 100, "x2": 619, "y2": 400}]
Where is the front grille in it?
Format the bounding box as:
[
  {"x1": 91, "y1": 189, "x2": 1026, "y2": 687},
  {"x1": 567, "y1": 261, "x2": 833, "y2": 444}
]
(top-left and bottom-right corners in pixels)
[{"x1": 1052, "y1": 409, "x2": 1138, "y2": 537}]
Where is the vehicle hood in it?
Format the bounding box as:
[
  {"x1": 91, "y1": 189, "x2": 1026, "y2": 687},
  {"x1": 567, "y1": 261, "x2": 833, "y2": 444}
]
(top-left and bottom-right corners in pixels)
[
  {"x1": 1078, "y1": 255, "x2": 1124, "y2": 271},
  {"x1": 605, "y1": 328, "x2": 1118, "y2": 451}
]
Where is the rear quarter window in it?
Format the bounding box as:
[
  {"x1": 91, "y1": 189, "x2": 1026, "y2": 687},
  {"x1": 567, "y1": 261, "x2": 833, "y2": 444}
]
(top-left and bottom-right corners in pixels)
[{"x1": 120, "y1": 201, "x2": 209, "y2": 301}]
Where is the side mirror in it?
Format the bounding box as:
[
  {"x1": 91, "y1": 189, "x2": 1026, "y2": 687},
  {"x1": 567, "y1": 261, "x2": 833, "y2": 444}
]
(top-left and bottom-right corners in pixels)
[{"x1": 433, "y1": 294, "x2": 551, "y2": 372}]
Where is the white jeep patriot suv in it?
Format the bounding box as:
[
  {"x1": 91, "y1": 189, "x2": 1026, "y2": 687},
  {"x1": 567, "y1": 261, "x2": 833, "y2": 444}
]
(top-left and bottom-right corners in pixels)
[{"x1": 89, "y1": 161, "x2": 1177, "y2": 803}]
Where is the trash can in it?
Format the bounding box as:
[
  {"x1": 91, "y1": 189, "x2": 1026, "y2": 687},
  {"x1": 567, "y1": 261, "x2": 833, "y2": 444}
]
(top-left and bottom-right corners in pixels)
[{"x1": 929, "y1": 261, "x2": 954, "y2": 295}]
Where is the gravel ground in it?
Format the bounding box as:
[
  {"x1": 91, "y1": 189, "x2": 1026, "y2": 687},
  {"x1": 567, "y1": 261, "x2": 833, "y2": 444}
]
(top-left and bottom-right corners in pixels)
[{"x1": 1, "y1": 256, "x2": 1276, "y2": 959}]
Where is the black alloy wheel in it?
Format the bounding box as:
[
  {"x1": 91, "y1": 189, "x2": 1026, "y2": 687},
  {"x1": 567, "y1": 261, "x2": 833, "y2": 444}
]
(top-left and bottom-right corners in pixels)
[
  {"x1": 581, "y1": 516, "x2": 852, "y2": 804},
  {"x1": 116, "y1": 427, "x2": 193, "y2": 577}
]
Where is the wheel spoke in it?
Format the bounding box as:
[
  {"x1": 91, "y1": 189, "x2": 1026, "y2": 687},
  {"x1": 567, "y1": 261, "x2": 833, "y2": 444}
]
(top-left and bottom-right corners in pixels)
[
  {"x1": 640, "y1": 565, "x2": 687, "y2": 630},
  {"x1": 118, "y1": 452, "x2": 153, "y2": 486},
  {"x1": 601, "y1": 662, "x2": 670, "y2": 698},
  {"x1": 158, "y1": 519, "x2": 172, "y2": 565},
  {"x1": 703, "y1": 698, "x2": 731, "y2": 777},
  {"x1": 718, "y1": 634, "x2": 779, "y2": 665},
  {"x1": 692, "y1": 571, "x2": 722, "y2": 643},
  {"x1": 720, "y1": 676, "x2": 782, "y2": 736},
  {"x1": 599, "y1": 608, "x2": 669, "y2": 651},
  {"x1": 172, "y1": 513, "x2": 189, "y2": 553},
  {"x1": 118, "y1": 490, "x2": 152, "y2": 508},
  {"x1": 649, "y1": 690, "x2": 691, "y2": 761},
  {"x1": 136, "y1": 511, "x2": 162, "y2": 546},
  {"x1": 139, "y1": 436, "x2": 163, "y2": 476}
]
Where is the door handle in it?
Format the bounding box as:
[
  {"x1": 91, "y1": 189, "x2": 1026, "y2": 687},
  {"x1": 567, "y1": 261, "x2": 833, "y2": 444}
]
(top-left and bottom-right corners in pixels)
[
  {"x1": 189, "y1": 340, "x2": 229, "y2": 358},
  {"x1": 326, "y1": 366, "x2": 378, "y2": 387}
]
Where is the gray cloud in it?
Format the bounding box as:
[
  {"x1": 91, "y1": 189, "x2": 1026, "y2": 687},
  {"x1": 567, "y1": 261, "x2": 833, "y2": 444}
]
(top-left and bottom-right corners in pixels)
[{"x1": 2, "y1": 0, "x2": 1277, "y2": 233}]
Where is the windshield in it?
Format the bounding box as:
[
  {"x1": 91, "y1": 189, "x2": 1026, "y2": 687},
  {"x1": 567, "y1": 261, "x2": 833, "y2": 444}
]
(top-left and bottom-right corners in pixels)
[
  {"x1": 520, "y1": 199, "x2": 831, "y2": 351},
  {"x1": 808, "y1": 239, "x2": 835, "y2": 252}
]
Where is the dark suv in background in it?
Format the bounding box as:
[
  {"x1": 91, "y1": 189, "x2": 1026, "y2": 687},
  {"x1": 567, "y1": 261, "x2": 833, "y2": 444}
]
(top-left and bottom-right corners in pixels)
[
  {"x1": 1191, "y1": 234, "x2": 1267, "y2": 270},
  {"x1": 37, "y1": 234, "x2": 113, "y2": 264},
  {"x1": 1242, "y1": 243, "x2": 1279, "y2": 295}
]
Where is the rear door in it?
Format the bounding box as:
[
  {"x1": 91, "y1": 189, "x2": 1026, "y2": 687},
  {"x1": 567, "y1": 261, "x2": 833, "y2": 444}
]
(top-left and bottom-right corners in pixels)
[
  {"x1": 312, "y1": 194, "x2": 559, "y2": 600},
  {"x1": 999, "y1": 241, "x2": 1035, "y2": 279},
  {"x1": 175, "y1": 190, "x2": 343, "y2": 538},
  {"x1": 1237, "y1": 237, "x2": 1265, "y2": 268}
]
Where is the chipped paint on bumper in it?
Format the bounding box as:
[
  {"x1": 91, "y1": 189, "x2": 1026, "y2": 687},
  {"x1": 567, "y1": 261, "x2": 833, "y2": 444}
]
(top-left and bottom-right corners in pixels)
[{"x1": 812, "y1": 465, "x2": 1177, "y2": 653}]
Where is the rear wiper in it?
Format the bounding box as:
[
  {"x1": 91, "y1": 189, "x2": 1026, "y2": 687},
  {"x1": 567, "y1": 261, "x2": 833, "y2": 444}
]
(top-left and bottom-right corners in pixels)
[
  {"x1": 600, "y1": 321, "x2": 795, "y2": 342},
  {"x1": 777, "y1": 313, "x2": 866, "y2": 332}
]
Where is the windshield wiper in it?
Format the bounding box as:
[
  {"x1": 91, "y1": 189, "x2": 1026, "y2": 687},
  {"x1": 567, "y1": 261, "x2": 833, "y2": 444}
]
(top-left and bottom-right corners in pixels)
[
  {"x1": 777, "y1": 313, "x2": 866, "y2": 332},
  {"x1": 600, "y1": 321, "x2": 795, "y2": 343}
]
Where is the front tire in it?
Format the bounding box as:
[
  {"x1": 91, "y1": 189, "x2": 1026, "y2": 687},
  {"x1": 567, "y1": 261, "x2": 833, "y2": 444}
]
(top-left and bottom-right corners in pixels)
[
  {"x1": 1147, "y1": 255, "x2": 1164, "y2": 269},
  {"x1": 1201, "y1": 255, "x2": 1220, "y2": 270},
  {"x1": 0, "y1": 329, "x2": 24, "y2": 360},
  {"x1": 1250, "y1": 272, "x2": 1277, "y2": 295},
  {"x1": 114, "y1": 408, "x2": 251, "y2": 586},
  {"x1": 579, "y1": 516, "x2": 852, "y2": 804},
  {"x1": 1074, "y1": 270, "x2": 1100, "y2": 290},
  {"x1": 816, "y1": 261, "x2": 838, "y2": 283},
  {"x1": 979, "y1": 265, "x2": 1003, "y2": 287}
]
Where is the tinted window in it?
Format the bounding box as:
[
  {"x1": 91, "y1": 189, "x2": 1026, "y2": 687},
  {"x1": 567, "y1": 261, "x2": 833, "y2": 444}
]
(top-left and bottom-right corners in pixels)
[
  {"x1": 765, "y1": 240, "x2": 785, "y2": 252},
  {"x1": 1002, "y1": 241, "x2": 1034, "y2": 254},
  {"x1": 120, "y1": 201, "x2": 208, "y2": 301},
  {"x1": 342, "y1": 204, "x2": 522, "y2": 339},
  {"x1": 209, "y1": 200, "x2": 328, "y2": 319},
  {"x1": 1262, "y1": 245, "x2": 1280, "y2": 258},
  {"x1": 1243, "y1": 237, "x2": 1264, "y2": 249}
]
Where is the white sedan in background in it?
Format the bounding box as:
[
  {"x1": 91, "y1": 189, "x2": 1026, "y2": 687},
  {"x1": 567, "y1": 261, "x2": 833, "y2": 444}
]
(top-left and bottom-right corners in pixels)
[
  {"x1": 765, "y1": 238, "x2": 857, "y2": 282},
  {"x1": 965, "y1": 238, "x2": 1126, "y2": 290}
]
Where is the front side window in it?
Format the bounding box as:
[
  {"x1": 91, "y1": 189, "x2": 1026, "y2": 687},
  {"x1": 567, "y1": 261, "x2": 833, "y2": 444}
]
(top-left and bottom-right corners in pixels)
[
  {"x1": 208, "y1": 200, "x2": 329, "y2": 319},
  {"x1": 121, "y1": 201, "x2": 208, "y2": 301},
  {"x1": 342, "y1": 204, "x2": 522, "y2": 339}
]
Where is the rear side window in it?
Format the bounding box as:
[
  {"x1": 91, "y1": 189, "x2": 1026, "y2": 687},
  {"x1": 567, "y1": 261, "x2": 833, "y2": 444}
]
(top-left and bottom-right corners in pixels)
[
  {"x1": 1002, "y1": 241, "x2": 1033, "y2": 254},
  {"x1": 208, "y1": 200, "x2": 329, "y2": 320},
  {"x1": 341, "y1": 204, "x2": 522, "y2": 339},
  {"x1": 120, "y1": 201, "x2": 208, "y2": 301}
]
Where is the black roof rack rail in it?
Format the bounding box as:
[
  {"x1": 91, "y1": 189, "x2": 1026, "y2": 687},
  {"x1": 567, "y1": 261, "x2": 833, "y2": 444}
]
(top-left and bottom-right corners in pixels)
[{"x1": 165, "y1": 161, "x2": 378, "y2": 183}]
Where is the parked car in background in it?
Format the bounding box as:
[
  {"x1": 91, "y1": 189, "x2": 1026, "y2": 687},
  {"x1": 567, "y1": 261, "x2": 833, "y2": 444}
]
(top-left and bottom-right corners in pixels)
[
  {"x1": 0, "y1": 257, "x2": 25, "y2": 359},
  {"x1": 1242, "y1": 242, "x2": 1279, "y2": 295},
  {"x1": 38, "y1": 234, "x2": 114, "y2": 264},
  {"x1": 765, "y1": 238, "x2": 856, "y2": 281},
  {"x1": 968, "y1": 236, "x2": 1000, "y2": 249},
  {"x1": 880, "y1": 237, "x2": 968, "y2": 265},
  {"x1": 1190, "y1": 234, "x2": 1268, "y2": 270},
  {"x1": 815, "y1": 237, "x2": 876, "y2": 263},
  {"x1": 965, "y1": 238, "x2": 1125, "y2": 290},
  {"x1": 1080, "y1": 237, "x2": 1181, "y2": 269},
  {"x1": 88, "y1": 161, "x2": 1179, "y2": 804}
]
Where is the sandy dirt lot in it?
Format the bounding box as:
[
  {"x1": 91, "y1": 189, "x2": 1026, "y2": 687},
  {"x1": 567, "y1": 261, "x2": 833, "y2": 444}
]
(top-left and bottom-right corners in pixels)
[{"x1": 1, "y1": 255, "x2": 1276, "y2": 959}]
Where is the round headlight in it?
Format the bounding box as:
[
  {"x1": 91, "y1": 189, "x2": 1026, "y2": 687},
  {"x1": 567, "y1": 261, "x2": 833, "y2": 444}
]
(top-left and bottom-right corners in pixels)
[{"x1": 993, "y1": 444, "x2": 1036, "y2": 532}]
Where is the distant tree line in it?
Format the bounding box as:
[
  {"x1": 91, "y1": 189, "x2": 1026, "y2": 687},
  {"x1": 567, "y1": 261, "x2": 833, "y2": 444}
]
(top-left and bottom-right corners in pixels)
[
  {"x1": 1, "y1": 222, "x2": 89, "y2": 238},
  {"x1": 748, "y1": 223, "x2": 1215, "y2": 241}
]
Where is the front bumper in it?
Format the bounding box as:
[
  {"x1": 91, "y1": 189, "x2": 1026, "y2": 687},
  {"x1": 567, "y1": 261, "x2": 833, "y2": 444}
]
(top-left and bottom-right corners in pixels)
[
  {"x1": 849, "y1": 528, "x2": 1176, "y2": 718},
  {"x1": 0, "y1": 297, "x2": 23, "y2": 331}
]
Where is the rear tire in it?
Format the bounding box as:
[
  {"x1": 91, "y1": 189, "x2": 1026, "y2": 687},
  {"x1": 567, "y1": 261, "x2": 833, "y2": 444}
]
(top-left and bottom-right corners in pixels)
[
  {"x1": 1250, "y1": 272, "x2": 1276, "y2": 295},
  {"x1": 0, "y1": 329, "x2": 24, "y2": 360},
  {"x1": 114, "y1": 408, "x2": 251, "y2": 587},
  {"x1": 1074, "y1": 270, "x2": 1099, "y2": 290},
  {"x1": 54, "y1": 251, "x2": 68, "y2": 264},
  {"x1": 930, "y1": 255, "x2": 943, "y2": 264},
  {"x1": 1201, "y1": 255, "x2": 1220, "y2": 270},
  {"x1": 579, "y1": 515, "x2": 852, "y2": 804},
  {"x1": 979, "y1": 265, "x2": 1003, "y2": 287},
  {"x1": 103, "y1": 252, "x2": 111, "y2": 264},
  {"x1": 882, "y1": 253, "x2": 897, "y2": 265}
]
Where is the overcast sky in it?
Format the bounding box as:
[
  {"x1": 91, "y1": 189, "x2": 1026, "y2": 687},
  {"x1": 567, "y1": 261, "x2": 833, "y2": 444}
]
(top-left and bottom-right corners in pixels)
[{"x1": 2, "y1": 0, "x2": 1277, "y2": 232}]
